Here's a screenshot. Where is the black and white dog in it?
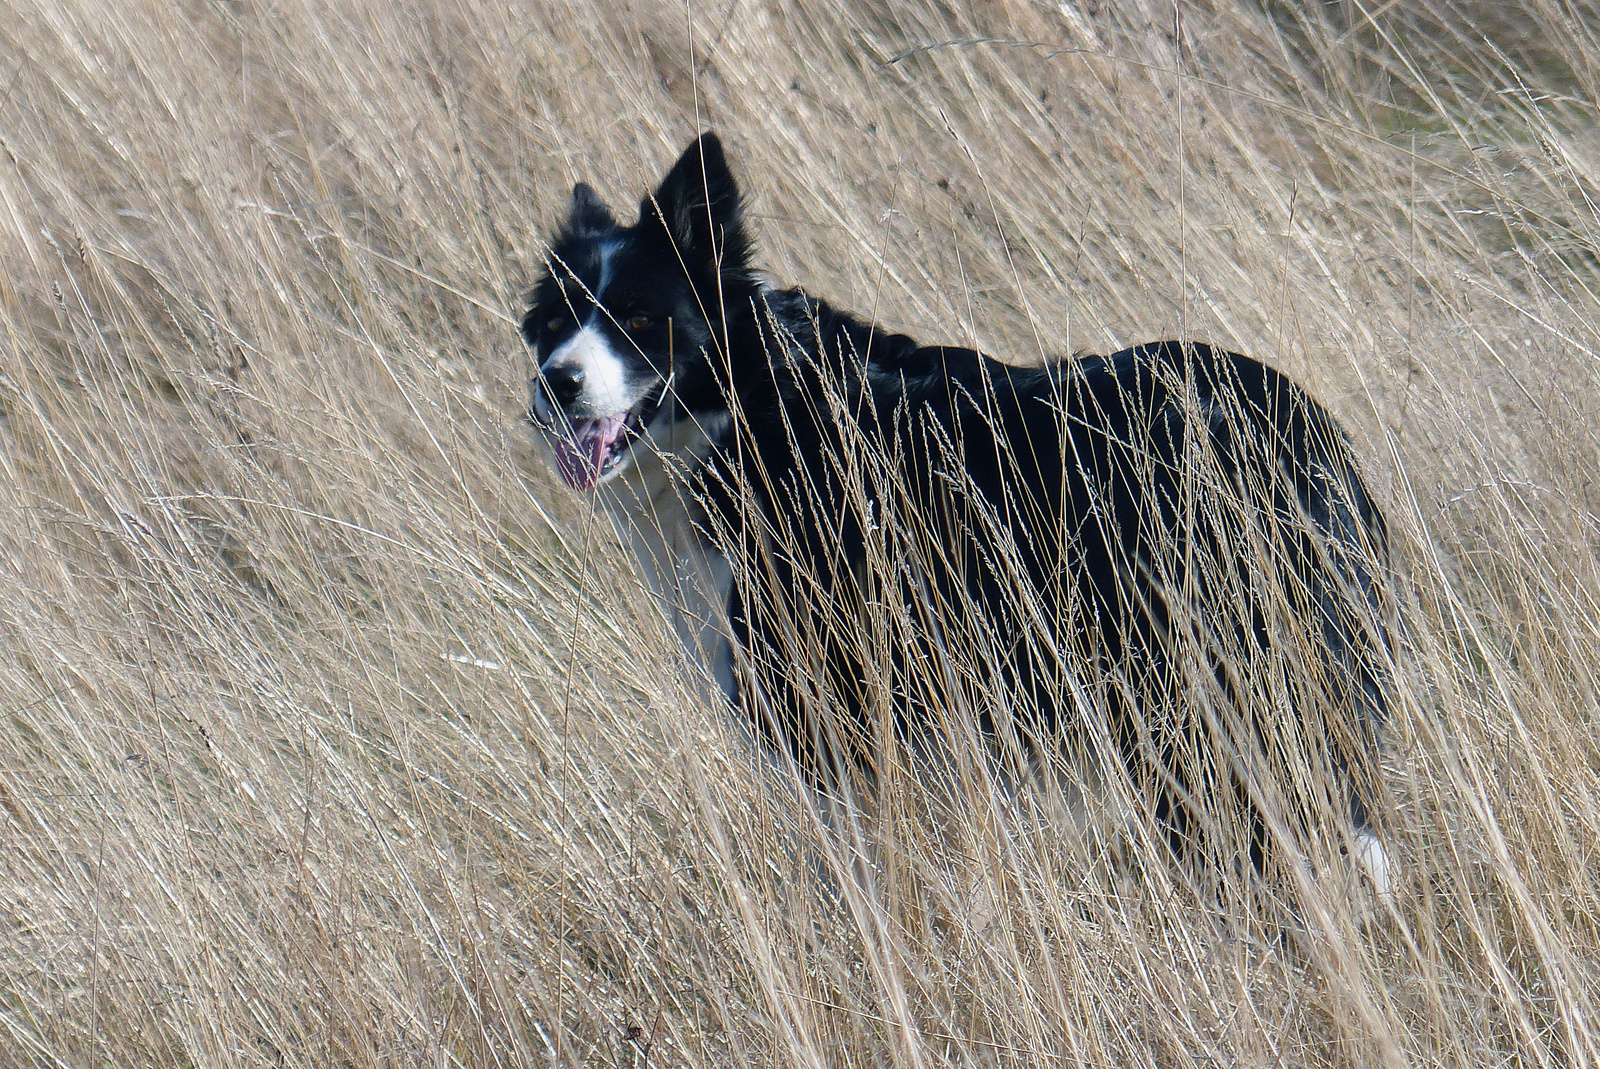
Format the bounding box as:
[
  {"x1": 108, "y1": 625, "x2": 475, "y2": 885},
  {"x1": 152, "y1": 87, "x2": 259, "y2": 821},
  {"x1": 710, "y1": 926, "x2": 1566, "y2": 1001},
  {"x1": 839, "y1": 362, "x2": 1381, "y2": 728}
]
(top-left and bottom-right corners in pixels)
[{"x1": 523, "y1": 133, "x2": 1393, "y2": 891}]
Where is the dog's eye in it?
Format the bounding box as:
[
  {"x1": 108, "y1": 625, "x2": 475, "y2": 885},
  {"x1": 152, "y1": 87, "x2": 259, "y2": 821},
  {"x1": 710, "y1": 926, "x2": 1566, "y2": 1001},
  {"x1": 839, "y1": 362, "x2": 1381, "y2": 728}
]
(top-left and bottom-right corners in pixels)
[
  {"x1": 545, "y1": 316, "x2": 567, "y2": 334},
  {"x1": 626, "y1": 314, "x2": 652, "y2": 331}
]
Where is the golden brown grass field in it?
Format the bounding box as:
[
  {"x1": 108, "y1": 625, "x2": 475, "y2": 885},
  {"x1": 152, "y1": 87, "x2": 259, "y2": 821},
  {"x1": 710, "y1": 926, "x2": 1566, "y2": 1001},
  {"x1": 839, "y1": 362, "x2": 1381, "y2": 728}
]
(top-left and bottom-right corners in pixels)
[{"x1": 2, "y1": 0, "x2": 1599, "y2": 1065}]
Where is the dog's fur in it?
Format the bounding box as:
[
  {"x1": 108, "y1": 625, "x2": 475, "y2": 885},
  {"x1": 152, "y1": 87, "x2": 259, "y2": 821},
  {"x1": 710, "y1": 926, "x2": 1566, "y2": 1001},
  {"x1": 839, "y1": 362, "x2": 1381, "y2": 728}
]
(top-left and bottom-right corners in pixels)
[{"x1": 522, "y1": 134, "x2": 1394, "y2": 889}]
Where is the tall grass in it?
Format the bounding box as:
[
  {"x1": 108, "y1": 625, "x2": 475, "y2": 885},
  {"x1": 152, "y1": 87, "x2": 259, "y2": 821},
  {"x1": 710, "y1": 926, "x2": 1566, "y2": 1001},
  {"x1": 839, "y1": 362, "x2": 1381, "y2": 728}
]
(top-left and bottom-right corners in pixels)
[{"x1": 0, "y1": 0, "x2": 1596, "y2": 1065}]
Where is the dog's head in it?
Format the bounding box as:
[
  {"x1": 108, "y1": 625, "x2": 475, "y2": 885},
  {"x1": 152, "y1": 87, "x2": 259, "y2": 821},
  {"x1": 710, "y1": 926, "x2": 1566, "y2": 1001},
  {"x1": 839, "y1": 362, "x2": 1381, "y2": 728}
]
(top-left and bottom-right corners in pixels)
[{"x1": 523, "y1": 133, "x2": 755, "y2": 490}]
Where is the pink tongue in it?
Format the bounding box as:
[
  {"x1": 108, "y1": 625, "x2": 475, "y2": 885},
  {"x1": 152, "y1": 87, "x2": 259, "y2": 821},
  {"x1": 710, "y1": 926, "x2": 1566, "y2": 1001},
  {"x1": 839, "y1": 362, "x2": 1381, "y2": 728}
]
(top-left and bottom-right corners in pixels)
[{"x1": 553, "y1": 416, "x2": 626, "y2": 490}]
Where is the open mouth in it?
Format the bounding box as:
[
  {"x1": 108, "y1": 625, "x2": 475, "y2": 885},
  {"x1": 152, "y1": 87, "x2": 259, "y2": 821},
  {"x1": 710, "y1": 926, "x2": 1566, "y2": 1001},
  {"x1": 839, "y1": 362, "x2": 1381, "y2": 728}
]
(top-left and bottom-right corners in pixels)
[{"x1": 548, "y1": 404, "x2": 653, "y2": 491}]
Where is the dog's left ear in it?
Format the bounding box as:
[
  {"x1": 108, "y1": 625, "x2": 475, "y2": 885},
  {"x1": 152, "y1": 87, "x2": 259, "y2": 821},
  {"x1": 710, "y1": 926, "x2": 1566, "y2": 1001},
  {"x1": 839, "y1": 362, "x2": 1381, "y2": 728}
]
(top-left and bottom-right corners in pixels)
[{"x1": 642, "y1": 132, "x2": 747, "y2": 268}]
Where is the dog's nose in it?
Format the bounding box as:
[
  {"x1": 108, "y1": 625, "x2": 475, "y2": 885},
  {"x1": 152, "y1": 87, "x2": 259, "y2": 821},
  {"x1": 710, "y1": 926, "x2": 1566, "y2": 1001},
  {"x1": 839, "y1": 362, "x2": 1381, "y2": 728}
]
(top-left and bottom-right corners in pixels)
[{"x1": 541, "y1": 362, "x2": 584, "y2": 408}]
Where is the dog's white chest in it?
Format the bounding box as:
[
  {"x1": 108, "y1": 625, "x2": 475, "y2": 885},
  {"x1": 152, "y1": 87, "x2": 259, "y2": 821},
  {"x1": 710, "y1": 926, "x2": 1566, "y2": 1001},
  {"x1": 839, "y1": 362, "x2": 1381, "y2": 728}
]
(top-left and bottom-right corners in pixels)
[{"x1": 600, "y1": 416, "x2": 736, "y2": 704}]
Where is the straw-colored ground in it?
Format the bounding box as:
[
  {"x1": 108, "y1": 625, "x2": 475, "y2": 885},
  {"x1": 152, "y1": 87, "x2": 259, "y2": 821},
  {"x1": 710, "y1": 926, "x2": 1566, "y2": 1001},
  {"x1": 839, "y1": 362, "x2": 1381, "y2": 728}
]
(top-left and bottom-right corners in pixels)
[{"x1": 1, "y1": 0, "x2": 1597, "y2": 1065}]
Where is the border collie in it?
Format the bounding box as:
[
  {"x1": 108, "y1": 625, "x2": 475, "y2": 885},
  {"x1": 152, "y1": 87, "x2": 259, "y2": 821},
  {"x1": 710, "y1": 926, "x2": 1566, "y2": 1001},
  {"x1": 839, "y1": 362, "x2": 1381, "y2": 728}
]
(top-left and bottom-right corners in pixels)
[{"x1": 522, "y1": 133, "x2": 1393, "y2": 892}]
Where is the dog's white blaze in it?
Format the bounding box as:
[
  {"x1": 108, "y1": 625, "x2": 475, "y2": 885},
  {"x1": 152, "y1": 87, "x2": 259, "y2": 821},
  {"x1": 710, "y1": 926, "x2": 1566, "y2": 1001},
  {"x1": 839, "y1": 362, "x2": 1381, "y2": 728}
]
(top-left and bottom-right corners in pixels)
[
  {"x1": 543, "y1": 325, "x2": 632, "y2": 415},
  {"x1": 595, "y1": 237, "x2": 623, "y2": 294}
]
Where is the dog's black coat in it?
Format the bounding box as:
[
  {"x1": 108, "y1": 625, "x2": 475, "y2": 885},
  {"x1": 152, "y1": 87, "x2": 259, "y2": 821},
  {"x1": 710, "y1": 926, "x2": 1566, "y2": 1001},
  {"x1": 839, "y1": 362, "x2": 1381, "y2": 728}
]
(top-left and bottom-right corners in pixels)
[{"x1": 524, "y1": 134, "x2": 1392, "y2": 870}]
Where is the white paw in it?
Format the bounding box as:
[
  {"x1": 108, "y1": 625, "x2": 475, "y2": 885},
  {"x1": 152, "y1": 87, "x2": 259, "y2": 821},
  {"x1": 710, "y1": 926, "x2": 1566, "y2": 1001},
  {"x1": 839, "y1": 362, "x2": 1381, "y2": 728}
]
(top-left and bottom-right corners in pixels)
[{"x1": 1355, "y1": 830, "x2": 1394, "y2": 905}]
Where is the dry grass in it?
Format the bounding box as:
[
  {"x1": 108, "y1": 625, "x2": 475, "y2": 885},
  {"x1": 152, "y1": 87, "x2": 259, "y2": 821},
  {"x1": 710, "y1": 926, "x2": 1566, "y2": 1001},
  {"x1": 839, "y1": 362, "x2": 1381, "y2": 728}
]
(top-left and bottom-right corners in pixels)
[{"x1": 0, "y1": 0, "x2": 1598, "y2": 1065}]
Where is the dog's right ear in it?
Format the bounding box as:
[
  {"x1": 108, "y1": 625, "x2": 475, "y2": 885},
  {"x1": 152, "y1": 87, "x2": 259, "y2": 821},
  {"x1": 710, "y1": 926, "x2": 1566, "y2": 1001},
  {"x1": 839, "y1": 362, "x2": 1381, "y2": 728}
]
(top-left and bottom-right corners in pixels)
[{"x1": 569, "y1": 182, "x2": 617, "y2": 235}]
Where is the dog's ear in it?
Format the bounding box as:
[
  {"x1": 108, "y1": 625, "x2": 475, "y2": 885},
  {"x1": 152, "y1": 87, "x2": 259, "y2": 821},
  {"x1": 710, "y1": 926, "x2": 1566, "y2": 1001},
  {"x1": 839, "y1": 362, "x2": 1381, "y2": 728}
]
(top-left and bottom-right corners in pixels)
[
  {"x1": 569, "y1": 183, "x2": 617, "y2": 235},
  {"x1": 641, "y1": 133, "x2": 748, "y2": 269}
]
